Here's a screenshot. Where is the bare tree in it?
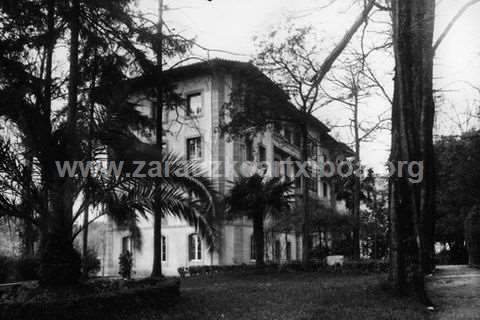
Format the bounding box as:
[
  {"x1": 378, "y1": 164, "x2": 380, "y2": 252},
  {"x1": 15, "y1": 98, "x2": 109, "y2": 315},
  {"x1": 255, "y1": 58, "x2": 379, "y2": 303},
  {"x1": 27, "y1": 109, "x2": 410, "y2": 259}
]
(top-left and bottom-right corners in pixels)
[
  {"x1": 222, "y1": 1, "x2": 376, "y2": 268},
  {"x1": 323, "y1": 53, "x2": 390, "y2": 259}
]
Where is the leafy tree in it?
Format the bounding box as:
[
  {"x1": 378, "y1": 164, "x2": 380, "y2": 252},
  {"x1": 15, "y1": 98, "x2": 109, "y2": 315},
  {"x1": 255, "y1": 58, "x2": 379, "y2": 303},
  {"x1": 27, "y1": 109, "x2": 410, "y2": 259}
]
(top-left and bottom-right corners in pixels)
[
  {"x1": 226, "y1": 174, "x2": 293, "y2": 267},
  {"x1": 389, "y1": 0, "x2": 480, "y2": 299},
  {"x1": 465, "y1": 205, "x2": 480, "y2": 266},
  {"x1": 434, "y1": 132, "x2": 480, "y2": 264},
  {"x1": 0, "y1": 0, "x2": 190, "y2": 285},
  {"x1": 222, "y1": 2, "x2": 376, "y2": 268}
]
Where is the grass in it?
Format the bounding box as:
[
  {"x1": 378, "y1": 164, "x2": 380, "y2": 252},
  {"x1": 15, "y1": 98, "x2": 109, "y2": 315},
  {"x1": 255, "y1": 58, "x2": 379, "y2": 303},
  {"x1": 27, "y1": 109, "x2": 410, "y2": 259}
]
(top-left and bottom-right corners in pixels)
[{"x1": 153, "y1": 272, "x2": 428, "y2": 320}]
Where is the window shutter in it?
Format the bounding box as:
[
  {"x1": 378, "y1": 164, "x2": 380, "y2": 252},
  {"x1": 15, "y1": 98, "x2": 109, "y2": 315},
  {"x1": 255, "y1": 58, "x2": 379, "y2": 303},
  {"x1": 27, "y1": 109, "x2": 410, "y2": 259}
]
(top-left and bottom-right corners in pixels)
[
  {"x1": 188, "y1": 234, "x2": 195, "y2": 260},
  {"x1": 162, "y1": 236, "x2": 167, "y2": 262},
  {"x1": 197, "y1": 237, "x2": 202, "y2": 260}
]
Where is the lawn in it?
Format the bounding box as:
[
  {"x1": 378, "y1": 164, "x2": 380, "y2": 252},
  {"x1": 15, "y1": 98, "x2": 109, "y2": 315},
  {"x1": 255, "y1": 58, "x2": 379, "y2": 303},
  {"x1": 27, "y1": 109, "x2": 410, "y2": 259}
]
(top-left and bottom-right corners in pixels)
[{"x1": 154, "y1": 272, "x2": 429, "y2": 320}]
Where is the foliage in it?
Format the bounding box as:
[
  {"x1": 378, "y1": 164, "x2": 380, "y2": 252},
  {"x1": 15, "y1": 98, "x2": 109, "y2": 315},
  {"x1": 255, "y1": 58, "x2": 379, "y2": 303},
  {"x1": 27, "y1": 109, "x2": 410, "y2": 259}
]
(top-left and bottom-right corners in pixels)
[
  {"x1": 226, "y1": 174, "x2": 293, "y2": 219},
  {"x1": 82, "y1": 248, "x2": 101, "y2": 278},
  {"x1": 226, "y1": 174, "x2": 293, "y2": 266},
  {"x1": 435, "y1": 131, "x2": 480, "y2": 264},
  {"x1": 310, "y1": 245, "x2": 332, "y2": 260},
  {"x1": 0, "y1": 0, "x2": 192, "y2": 285},
  {"x1": 0, "y1": 255, "x2": 14, "y2": 283},
  {"x1": 118, "y1": 251, "x2": 133, "y2": 280},
  {"x1": 0, "y1": 279, "x2": 180, "y2": 320},
  {"x1": 0, "y1": 255, "x2": 40, "y2": 283},
  {"x1": 16, "y1": 256, "x2": 40, "y2": 281},
  {"x1": 39, "y1": 236, "x2": 82, "y2": 286},
  {"x1": 465, "y1": 205, "x2": 480, "y2": 266}
]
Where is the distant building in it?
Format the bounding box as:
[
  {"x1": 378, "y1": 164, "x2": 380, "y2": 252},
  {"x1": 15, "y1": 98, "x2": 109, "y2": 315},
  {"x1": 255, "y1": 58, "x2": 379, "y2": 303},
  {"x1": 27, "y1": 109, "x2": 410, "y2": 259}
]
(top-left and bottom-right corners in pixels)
[{"x1": 104, "y1": 59, "x2": 353, "y2": 277}]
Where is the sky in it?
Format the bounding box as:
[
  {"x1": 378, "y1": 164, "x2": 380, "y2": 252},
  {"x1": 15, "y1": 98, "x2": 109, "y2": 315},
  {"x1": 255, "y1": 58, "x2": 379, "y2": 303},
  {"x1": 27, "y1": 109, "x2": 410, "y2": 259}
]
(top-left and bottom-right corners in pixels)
[{"x1": 138, "y1": 0, "x2": 480, "y2": 174}]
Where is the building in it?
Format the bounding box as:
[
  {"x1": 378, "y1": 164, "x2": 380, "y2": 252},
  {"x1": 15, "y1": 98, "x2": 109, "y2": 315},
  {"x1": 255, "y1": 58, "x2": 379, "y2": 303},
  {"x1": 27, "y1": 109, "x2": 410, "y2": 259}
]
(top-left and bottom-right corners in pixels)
[{"x1": 104, "y1": 59, "x2": 353, "y2": 277}]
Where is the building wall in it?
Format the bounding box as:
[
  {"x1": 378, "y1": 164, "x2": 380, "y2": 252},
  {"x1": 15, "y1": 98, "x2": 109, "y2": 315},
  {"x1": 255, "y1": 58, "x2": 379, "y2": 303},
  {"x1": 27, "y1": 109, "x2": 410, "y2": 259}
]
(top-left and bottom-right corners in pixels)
[{"x1": 105, "y1": 71, "x2": 345, "y2": 277}]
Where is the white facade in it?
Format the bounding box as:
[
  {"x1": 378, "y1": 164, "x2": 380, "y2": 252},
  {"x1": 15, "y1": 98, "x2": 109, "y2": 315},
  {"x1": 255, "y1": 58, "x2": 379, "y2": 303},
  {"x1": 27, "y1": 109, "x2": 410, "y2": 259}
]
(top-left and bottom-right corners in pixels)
[{"x1": 104, "y1": 60, "x2": 351, "y2": 276}]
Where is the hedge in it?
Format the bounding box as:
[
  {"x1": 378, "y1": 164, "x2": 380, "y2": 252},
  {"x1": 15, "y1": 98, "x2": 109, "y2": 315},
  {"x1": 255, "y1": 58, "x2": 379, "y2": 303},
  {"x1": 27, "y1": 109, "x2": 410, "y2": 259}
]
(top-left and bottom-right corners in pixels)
[
  {"x1": 0, "y1": 278, "x2": 180, "y2": 320},
  {"x1": 465, "y1": 206, "x2": 480, "y2": 266},
  {"x1": 178, "y1": 260, "x2": 389, "y2": 277},
  {"x1": 0, "y1": 256, "x2": 40, "y2": 284}
]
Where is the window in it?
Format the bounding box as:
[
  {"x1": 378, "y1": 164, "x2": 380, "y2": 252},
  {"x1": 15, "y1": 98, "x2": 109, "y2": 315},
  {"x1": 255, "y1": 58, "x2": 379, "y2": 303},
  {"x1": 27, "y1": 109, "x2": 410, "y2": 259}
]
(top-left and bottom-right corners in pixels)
[
  {"x1": 122, "y1": 236, "x2": 131, "y2": 254},
  {"x1": 293, "y1": 130, "x2": 302, "y2": 147},
  {"x1": 161, "y1": 235, "x2": 167, "y2": 262},
  {"x1": 162, "y1": 107, "x2": 169, "y2": 123},
  {"x1": 188, "y1": 233, "x2": 202, "y2": 261},
  {"x1": 284, "y1": 127, "x2": 292, "y2": 144},
  {"x1": 286, "y1": 241, "x2": 292, "y2": 261},
  {"x1": 250, "y1": 235, "x2": 256, "y2": 260},
  {"x1": 245, "y1": 139, "x2": 254, "y2": 161},
  {"x1": 284, "y1": 161, "x2": 290, "y2": 178},
  {"x1": 274, "y1": 240, "x2": 281, "y2": 262},
  {"x1": 323, "y1": 182, "x2": 329, "y2": 198},
  {"x1": 296, "y1": 238, "x2": 301, "y2": 260},
  {"x1": 307, "y1": 177, "x2": 318, "y2": 192},
  {"x1": 307, "y1": 166, "x2": 318, "y2": 192},
  {"x1": 293, "y1": 161, "x2": 301, "y2": 188},
  {"x1": 273, "y1": 122, "x2": 282, "y2": 135},
  {"x1": 186, "y1": 137, "x2": 202, "y2": 160},
  {"x1": 308, "y1": 143, "x2": 317, "y2": 159},
  {"x1": 258, "y1": 145, "x2": 266, "y2": 162},
  {"x1": 186, "y1": 92, "x2": 202, "y2": 116}
]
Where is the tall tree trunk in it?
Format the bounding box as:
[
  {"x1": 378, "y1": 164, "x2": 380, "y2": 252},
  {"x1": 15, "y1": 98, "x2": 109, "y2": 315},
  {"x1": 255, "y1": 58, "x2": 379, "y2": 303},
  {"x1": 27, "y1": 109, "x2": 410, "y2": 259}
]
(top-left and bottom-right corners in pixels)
[
  {"x1": 151, "y1": 209, "x2": 163, "y2": 277},
  {"x1": 301, "y1": 124, "x2": 311, "y2": 268},
  {"x1": 389, "y1": 0, "x2": 436, "y2": 302},
  {"x1": 21, "y1": 152, "x2": 35, "y2": 257},
  {"x1": 151, "y1": 0, "x2": 164, "y2": 278},
  {"x1": 38, "y1": 0, "x2": 55, "y2": 255},
  {"x1": 82, "y1": 51, "x2": 98, "y2": 278},
  {"x1": 253, "y1": 211, "x2": 265, "y2": 267},
  {"x1": 352, "y1": 88, "x2": 361, "y2": 260},
  {"x1": 39, "y1": 0, "x2": 81, "y2": 286}
]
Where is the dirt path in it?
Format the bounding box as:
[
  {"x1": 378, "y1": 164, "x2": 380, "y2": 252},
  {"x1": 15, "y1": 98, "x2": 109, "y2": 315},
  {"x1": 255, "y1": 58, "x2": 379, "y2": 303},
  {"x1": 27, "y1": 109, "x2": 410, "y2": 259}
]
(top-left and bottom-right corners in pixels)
[{"x1": 427, "y1": 265, "x2": 480, "y2": 320}]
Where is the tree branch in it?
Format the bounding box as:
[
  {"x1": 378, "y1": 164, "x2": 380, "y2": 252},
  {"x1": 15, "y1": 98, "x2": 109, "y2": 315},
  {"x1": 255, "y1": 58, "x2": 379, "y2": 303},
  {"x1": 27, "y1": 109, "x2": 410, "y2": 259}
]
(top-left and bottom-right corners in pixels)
[{"x1": 433, "y1": 0, "x2": 480, "y2": 53}]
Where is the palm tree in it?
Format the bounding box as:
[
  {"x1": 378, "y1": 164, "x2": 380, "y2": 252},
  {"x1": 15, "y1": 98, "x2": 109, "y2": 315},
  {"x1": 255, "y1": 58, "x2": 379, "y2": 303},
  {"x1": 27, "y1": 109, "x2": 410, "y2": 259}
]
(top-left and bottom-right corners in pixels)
[
  {"x1": 226, "y1": 174, "x2": 293, "y2": 267},
  {"x1": 135, "y1": 153, "x2": 218, "y2": 278},
  {"x1": 72, "y1": 151, "x2": 218, "y2": 278}
]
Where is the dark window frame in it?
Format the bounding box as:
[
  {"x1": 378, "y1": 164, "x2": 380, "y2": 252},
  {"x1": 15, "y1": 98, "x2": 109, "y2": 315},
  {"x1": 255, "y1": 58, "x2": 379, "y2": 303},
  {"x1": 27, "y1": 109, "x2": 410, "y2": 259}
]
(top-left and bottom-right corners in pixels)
[
  {"x1": 186, "y1": 92, "x2": 203, "y2": 117},
  {"x1": 186, "y1": 137, "x2": 202, "y2": 160}
]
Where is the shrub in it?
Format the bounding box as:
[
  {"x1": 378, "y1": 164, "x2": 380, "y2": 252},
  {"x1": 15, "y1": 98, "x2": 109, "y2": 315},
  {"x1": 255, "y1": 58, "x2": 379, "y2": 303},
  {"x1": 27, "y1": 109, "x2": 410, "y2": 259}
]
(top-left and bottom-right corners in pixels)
[
  {"x1": 16, "y1": 256, "x2": 40, "y2": 281},
  {"x1": 39, "y1": 236, "x2": 82, "y2": 286},
  {"x1": 465, "y1": 205, "x2": 480, "y2": 266},
  {"x1": 0, "y1": 256, "x2": 14, "y2": 283},
  {"x1": 340, "y1": 260, "x2": 389, "y2": 274},
  {"x1": 0, "y1": 278, "x2": 180, "y2": 320},
  {"x1": 118, "y1": 251, "x2": 133, "y2": 279},
  {"x1": 82, "y1": 249, "x2": 101, "y2": 277},
  {"x1": 310, "y1": 245, "x2": 331, "y2": 260}
]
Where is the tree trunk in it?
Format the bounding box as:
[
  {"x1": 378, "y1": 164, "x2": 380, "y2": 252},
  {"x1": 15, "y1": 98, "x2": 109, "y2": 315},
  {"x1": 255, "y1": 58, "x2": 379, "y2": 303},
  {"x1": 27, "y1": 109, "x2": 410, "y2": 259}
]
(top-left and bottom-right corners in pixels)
[
  {"x1": 151, "y1": 0, "x2": 164, "y2": 279},
  {"x1": 300, "y1": 125, "x2": 311, "y2": 268},
  {"x1": 38, "y1": 0, "x2": 55, "y2": 256},
  {"x1": 352, "y1": 88, "x2": 361, "y2": 260},
  {"x1": 21, "y1": 153, "x2": 35, "y2": 257},
  {"x1": 82, "y1": 52, "x2": 98, "y2": 278},
  {"x1": 389, "y1": 0, "x2": 436, "y2": 302},
  {"x1": 253, "y1": 211, "x2": 265, "y2": 267},
  {"x1": 39, "y1": 0, "x2": 81, "y2": 286},
  {"x1": 151, "y1": 208, "x2": 163, "y2": 277}
]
